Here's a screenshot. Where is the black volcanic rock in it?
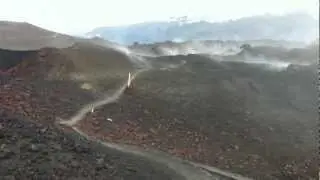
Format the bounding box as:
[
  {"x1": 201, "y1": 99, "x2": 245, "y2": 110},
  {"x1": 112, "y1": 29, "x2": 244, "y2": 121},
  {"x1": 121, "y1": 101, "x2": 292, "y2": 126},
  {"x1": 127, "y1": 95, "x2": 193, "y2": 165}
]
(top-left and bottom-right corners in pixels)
[
  {"x1": 77, "y1": 54, "x2": 317, "y2": 179},
  {"x1": 0, "y1": 49, "x2": 37, "y2": 71},
  {"x1": 0, "y1": 113, "x2": 183, "y2": 180}
]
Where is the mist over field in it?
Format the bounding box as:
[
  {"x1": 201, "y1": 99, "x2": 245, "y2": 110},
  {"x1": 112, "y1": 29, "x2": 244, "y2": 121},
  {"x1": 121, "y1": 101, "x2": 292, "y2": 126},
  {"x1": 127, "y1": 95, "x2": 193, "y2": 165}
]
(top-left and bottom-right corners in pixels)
[{"x1": 0, "y1": 6, "x2": 318, "y2": 180}]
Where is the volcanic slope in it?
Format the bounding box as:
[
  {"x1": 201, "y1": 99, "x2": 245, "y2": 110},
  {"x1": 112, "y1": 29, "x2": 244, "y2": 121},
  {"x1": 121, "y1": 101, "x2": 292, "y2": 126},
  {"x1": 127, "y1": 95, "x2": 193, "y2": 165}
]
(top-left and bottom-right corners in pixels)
[
  {"x1": 74, "y1": 54, "x2": 317, "y2": 179},
  {"x1": 0, "y1": 23, "x2": 317, "y2": 179},
  {"x1": 0, "y1": 25, "x2": 190, "y2": 179},
  {"x1": 0, "y1": 37, "x2": 136, "y2": 124},
  {"x1": 0, "y1": 24, "x2": 252, "y2": 179},
  {"x1": 0, "y1": 21, "x2": 74, "y2": 50},
  {"x1": 0, "y1": 111, "x2": 185, "y2": 180}
]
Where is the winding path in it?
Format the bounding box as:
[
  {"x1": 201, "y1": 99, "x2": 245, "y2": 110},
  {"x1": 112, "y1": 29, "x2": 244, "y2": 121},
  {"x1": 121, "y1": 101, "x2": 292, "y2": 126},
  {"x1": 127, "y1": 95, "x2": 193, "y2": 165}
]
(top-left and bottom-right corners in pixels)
[
  {"x1": 59, "y1": 69, "x2": 146, "y2": 126},
  {"x1": 58, "y1": 65, "x2": 251, "y2": 180}
]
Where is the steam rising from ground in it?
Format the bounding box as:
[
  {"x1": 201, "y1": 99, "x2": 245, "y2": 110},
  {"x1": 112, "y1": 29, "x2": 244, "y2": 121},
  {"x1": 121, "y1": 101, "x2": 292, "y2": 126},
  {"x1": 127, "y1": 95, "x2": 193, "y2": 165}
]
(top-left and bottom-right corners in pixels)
[
  {"x1": 241, "y1": 59, "x2": 290, "y2": 71},
  {"x1": 98, "y1": 41, "x2": 151, "y2": 68},
  {"x1": 58, "y1": 39, "x2": 314, "y2": 179},
  {"x1": 130, "y1": 41, "x2": 241, "y2": 57},
  {"x1": 219, "y1": 55, "x2": 293, "y2": 71},
  {"x1": 94, "y1": 39, "x2": 313, "y2": 73},
  {"x1": 59, "y1": 51, "x2": 250, "y2": 179},
  {"x1": 90, "y1": 38, "x2": 315, "y2": 74},
  {"x1": 59, "y1": 45, "x2": 188, "y2": 126}
]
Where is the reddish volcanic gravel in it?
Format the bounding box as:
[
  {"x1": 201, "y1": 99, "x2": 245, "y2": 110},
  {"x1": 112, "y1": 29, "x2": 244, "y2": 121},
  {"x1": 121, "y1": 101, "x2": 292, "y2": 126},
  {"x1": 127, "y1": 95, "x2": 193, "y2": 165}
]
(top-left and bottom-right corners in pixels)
[
  {"x1": 0, "y1": 45, "x2": 317, "y2": 180},
  {"x1": 0, "y1": 78, "x2": 95, "y2": 124},
  {"x1": 74, "y1": 63, "x2": 317, "y2": 180},
  {"x1": 0, "y1": 111, "x2": 184, "y2": 180},
  {"x1": 75, "y1": 93, "x2": 317, "y2": 180}
]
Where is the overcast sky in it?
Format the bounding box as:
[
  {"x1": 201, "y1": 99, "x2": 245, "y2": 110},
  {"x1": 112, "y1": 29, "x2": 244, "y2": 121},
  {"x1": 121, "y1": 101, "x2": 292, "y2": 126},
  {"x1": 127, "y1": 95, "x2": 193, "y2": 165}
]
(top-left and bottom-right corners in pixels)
[{"x1": 0, "y1": 0, "x2": 318, "y2": 34}]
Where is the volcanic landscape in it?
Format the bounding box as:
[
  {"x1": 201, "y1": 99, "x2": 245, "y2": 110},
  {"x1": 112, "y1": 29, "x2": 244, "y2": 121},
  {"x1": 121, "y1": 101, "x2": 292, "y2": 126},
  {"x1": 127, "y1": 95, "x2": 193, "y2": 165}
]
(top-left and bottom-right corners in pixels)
[{"x1": 0, "y1": 22, "x2": 318, "y2": 180}]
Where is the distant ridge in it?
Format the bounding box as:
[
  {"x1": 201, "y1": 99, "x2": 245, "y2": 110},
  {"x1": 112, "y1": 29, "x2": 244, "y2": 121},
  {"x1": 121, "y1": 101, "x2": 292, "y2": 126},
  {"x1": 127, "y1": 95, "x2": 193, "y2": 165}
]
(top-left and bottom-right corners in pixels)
[{"x1": 86, "y1": 13, "x2": 319, "y2": 45}]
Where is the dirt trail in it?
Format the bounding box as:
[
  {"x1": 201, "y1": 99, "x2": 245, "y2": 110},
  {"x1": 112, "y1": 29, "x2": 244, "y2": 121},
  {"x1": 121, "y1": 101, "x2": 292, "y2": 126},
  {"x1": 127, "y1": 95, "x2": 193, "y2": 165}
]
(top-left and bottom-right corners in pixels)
[
  {"x1": 72, "y1": 126, "x2": 251, "y2": 180},
  {"x1": 59, "y1": 58, "x2": 186, "y2": 127},
  {"x1": 59, "y1": 69, "x2": 146, "y2": 126},
  {"x1": 58, "y1": 63, "x2": 251, "y2": 180}
]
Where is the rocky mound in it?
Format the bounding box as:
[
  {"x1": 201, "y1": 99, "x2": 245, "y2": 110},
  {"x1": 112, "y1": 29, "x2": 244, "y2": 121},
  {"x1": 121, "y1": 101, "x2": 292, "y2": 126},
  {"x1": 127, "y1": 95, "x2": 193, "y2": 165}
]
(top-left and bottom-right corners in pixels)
[
  {"x1": 0, "y1": 40, "x2": 136, "y2": 124},
  {"x1": 0, "y1": 40, "x2": 136, "y2": 91}
]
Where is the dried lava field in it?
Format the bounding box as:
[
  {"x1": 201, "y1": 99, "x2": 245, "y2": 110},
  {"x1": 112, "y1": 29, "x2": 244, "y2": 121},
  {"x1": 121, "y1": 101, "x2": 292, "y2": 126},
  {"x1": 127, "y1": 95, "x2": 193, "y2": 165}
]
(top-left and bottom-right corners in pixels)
[
  {"x1": 0, "y1": 110, "x2": 185, "y2": 180},
  {"x1": 0, "y1": 23, "x2": 318, "y2": 180},
  {"x1": 0, "y1": 45, "x2": 190, "y2": 180},
  {"x1": 76, "y1": 55, "x2": 317, "y2": 179}
]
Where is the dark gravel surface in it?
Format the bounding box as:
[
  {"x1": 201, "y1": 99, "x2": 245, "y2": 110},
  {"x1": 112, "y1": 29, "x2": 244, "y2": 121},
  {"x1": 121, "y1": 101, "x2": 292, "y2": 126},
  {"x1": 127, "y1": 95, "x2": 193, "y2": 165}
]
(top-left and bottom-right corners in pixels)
[
  {"x1": 0, "y1": 45, "x2": 317, "y2": 180},
  {"x1": 0, "y1": 78, "x2": 95, "y2": 124},
  {"x1": 0, "y1": 111, "x2": 184, "y2": 180},
  {"x1": 77, "y1": 56, "x2": 317, "y2": 180}
]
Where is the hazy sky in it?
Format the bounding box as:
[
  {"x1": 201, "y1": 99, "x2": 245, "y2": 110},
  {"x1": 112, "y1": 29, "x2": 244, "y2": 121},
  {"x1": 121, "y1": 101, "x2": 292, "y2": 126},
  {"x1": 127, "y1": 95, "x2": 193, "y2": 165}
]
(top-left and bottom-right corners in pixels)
[{"x1": 0, "y1": 0, "x2": 318, "y2": 34}]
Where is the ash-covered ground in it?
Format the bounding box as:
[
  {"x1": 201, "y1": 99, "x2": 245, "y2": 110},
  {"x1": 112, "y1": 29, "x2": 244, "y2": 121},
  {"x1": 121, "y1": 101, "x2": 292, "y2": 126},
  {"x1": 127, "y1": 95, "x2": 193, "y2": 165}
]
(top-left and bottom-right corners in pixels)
[
  {"x1": 77, "y1": 55, "x2": 317, "y2": 179},
  {"x1": 0, "y1": 23, "x2": 318, "y2": 180},
  {"x1": 0, "y1": 111, "x2": 184, "y2": 180}
]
